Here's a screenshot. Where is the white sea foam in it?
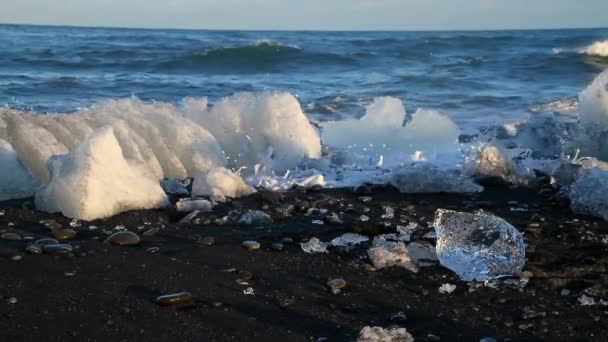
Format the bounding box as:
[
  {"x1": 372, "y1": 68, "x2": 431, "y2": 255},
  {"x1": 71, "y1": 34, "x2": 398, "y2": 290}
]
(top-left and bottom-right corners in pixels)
[{"x1": 582, "y1": 40, "x2": 608, "y2": 57}]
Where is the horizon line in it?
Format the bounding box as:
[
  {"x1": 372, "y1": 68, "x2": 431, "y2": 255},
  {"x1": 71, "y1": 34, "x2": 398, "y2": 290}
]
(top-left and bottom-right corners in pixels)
[{"x1": 1, "y1": 21, "x2": 607, "y2": 33}]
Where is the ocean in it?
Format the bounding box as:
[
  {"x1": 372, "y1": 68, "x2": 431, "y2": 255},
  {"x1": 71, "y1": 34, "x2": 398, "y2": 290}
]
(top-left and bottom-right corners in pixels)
[{"x1": 2, "y1": 24, "x2": 607, "y2": 128}]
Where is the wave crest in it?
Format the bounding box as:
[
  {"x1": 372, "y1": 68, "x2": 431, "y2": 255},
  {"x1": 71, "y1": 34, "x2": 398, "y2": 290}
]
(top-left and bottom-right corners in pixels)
[{"x1": 582, "y1": 40, "x2": 608, "y2": 57}]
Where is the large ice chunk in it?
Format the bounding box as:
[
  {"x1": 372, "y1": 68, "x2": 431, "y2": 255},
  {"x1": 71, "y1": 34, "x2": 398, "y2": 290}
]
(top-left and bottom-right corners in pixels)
[
  {"x1": 35, "y1": 127, "x2": 169, "y2": 220},
  {"x1": 367, "y1": 237, "x2": 418, "y2": 272},
  {"x1": 322, "y1": 97, "x2": 462, "y2": 167},
  {"x1": 0, "y1": 139, "x2": 37, "y2": 200},
  {"x1": 568, "y1": 168, "x2": 608, "y2": 220},
  {"x1": 390, "y1": 163, "x2": 482, "y2": 194},
  {"x1": 184, "y1": 92, "x2": 322, "y2": 171},
  {"x1": 192, "y1": 167, "x2": 255, "y2": 201},
  {"x1": 433, "y1": 209, "x2": 525, "y2": 281},
  {"x1": 577, "y1": 69, "x2": 608, "y2": 160},
  {"x1": 465, "y1": 144, "x2": 519, "y2": 184}
]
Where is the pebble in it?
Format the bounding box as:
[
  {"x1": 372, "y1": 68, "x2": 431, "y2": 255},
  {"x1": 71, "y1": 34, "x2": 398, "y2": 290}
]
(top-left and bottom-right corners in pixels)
[
  {"x1": 480, "y1": 338, "x2": 497, "y2": 342},
  {"x1": 105, "y1": 231, "x2": 141, "y2": 246},
  {"x1": 281, "y1": 237, "x2": 294, "y2": 244},
  {"x1": 142, "y1": 227, "x2": 160, "y2": 237},
  {"x1": 1, "y1": 232, "x2": 22, "y2": 241},
  {"x1": 25, "y1": 244, "x2": 42, "y2": 254},
  {"x1": 64, "y1": 271, "x2": 76, "y2": 277},
  {"x1": 198, "y1": 236, "x2": 215, "y2": 246},
  {"x1": 326, "y1": 278, "x2": 347, "y2": 294},
  {"x1": 388, "y1": 312, "x2": 408, "y2": 322},
  {"x1": 7, "y1": 297, "x2": 17, "y2": 304},
  {"x1": 145, "y1": 247, "x2": 161, "y2": 254},
  {"x1": 43, "y1": 244, "x2": 73, "y2": 256},
  {"x1": 52, "y1": 228, "x2": 77, "y2": 240},
  {"x1": 11, "y1": 254, "x2": 23, "y2": 261},
  {"x1": 155, "y1": 292, "x2": 193, "y2": 306},
  {"x1": 211, "y1": 301, "x2": 223, "y2": 308},
  {"x1": 271, "y1": 243, "x2": 284, "y2": 251},
  {"x1": 241, "y1": 241, "x2": 260, "y2": 251},
  {"x1": 35, "y1": 238, "x2": 60, "y2": 246}
]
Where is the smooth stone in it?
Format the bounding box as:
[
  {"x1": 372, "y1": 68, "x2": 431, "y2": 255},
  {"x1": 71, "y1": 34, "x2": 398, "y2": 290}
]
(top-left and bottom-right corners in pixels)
[
  {"x1": 155, "y1": 292, "x2": 193, "y2": 306},
  {"x1": 281, "y1": 237, "x2": 294, "y2": 244},
  {"x1": 271, "y1": 243, "x2": 284, "y2": 251},
  {"x1": 142, "y1": 227, "x2": 160, "y2": 237},
  {"x1": 25, "y1": 244, "x2": 42, "y2": 254},
  {"x1": 43, "y1": 244, "x2": 73, "y2": 256},
  {"x1": 1, "y1": 233, "x2": 22, "y2": 241},
  {"x1": 35, "y1": 238, "x2": 60, "y2": 246},
  {"x1": 64, "y1": 271, "x2": 76, "y2": 277},
  {"x1": 7, "y1": 297, "x2": 17, "y2": 304},
  {"x1": 52, "y1": 228, "x2": 77, "y2": 240},
  {"x1": 198, "y1": 236, "x2": 215, "y2": 246},
  {"x1": 11, "y1": 255, "x2": 23, "y2": 261},
  {"x1": 105, "y1": 231, "x2": 141, "y2": 246},
  {"x1": 211, "y1": 301, "x2": 223, "y2": 308},
  {"x1": 327, "y1": 278, "x2": 347, "y2": 294},
  {"x1": 241, "y1": 241, "x2": 260, "y2": 251},
  {"x1": 41, "y1": 220, "x2": 62, "y2": 230},
  {"x1": 146, "y1": 247, "x2": 160, "y2": 254},
  {"x1": 389, "y1": 312, "x2": 408, "y2": 322}
]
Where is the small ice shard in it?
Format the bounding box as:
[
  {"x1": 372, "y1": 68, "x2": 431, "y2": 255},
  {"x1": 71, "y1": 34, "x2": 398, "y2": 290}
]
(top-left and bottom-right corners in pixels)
[
  {"x1": 568, "y1": 168, "x2": 608, "y2": 221},
  {"x1": 367, "y1": 237, "x2": 418, "y2": 272},
  {"x1": 407, "y1": 242, "x2": 438, "y2": 267},
  {"x1": 192, "y1": 167, "x2": 255, "y2": 202},
  {"x1": 175, "y1": 199, "x2": 213, "y2": 213},
  {"x1": 0, "y1": 138, "x2": 37, "y2": 200},
  {"x1": 466, "y1": 144, "x2": 519, "y2": 184},
  {"x1": 297, "y1": 174, "x2": 325, "y2": 188},
  {"x1": 433, "y1": 209, "x2": 525, "y2": 281},
  {"x1": 357, "y1": 326, "x2": 414, "y2": 342},
  {"x1": 35, "y1": 127, "x2": 169, "y2": 220},
  {"x1": 330, "y1": 233, "x2": 369, "y2": 247},
  {"x1": 228, "y1": 209, "x2": 271, "y2": 225},
  {"x1": 390, "y1": 164, "x2": 483, "y2": 194},
  {"x1": 160, "y1": 179, "x2": 190, "y2": 195},
  {"x1": 438, "y1": 283, "x2": 456, "y2": 294},
  {"x1": 300, "y1": 237, "x2": 329, "y2": 254}
]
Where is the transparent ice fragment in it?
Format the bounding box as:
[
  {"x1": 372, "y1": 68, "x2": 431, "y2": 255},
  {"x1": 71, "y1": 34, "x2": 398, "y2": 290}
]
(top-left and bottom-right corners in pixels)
[
  {"x1": 357, "y1": 326, "x2": 414, "y2": 342},
  {"x1": 568, "y1": 168, "x2": 608, "y2": 221},
  {"x1": 301, "y1": 237, "x2": 329, "y2": 254},
  {"x1": 391, "y1": 164, "x2": 483, "y2": 194},
  {"x1": 367, "y1": 237, "x2": 418, "y2": 272},
  {"x1": 433, "y1": 209, "x2": 525, "y2": 281},
  {"x1": 330, "y1": 233, "x2": 369, "y2": 247}
]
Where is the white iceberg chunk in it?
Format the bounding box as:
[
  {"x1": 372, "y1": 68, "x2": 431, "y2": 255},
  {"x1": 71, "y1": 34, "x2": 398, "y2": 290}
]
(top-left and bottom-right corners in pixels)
[
  {"x1": 577, "y1": 69, "x2": 608, "y2": 160},
  {"x1": 0, "y1": 139, "x2": 37, "y2": 200},
  {"x1": 433, "y1": 209, "x2": 526, "y2": 281},
  {"x1": 192, "y1": 167, "x2": 255, "y2": 201},
  {"x1": 184, "y1": 92, "x2": 322, "y2": 171},
  {"x1": 322, "y1": 97, "x2": 462, "y2": 167},
  {"x1": 357, "y1": 326, "x2": 414, "y2": 342},
  {"x1": 568, "y1": 168, "x2": 608, "y2": 221},
  {"x1": 466, "y1": 144, "x2": 518, "y2": 183},
  {"x1": 35, "y1": 127, "x2": 169, "y2": 220},
  {"x1": 391, "y1": 164, "x2": 483, "y2": 194}
]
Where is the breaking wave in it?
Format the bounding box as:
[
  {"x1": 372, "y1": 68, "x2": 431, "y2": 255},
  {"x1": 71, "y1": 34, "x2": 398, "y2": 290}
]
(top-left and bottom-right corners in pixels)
[{"x1": 581, "y1": 40, "x2": 608, "y2": 57}]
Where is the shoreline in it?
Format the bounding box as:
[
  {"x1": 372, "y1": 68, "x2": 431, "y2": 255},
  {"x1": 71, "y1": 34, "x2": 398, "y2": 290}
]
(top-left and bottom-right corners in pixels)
[{"x1": 1, "y1": 184, "x2": 607, "y2": 341}]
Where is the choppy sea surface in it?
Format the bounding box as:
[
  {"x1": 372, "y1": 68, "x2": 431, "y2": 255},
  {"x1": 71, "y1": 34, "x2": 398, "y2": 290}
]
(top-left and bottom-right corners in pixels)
[{"x1": 2, "y1": 24, "x2": 607, "y2": 129}]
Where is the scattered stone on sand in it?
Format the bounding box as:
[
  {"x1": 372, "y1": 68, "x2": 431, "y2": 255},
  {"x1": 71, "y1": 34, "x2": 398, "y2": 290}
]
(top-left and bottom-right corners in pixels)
[
  {"x1": 7, "y1": 297, "x2": 17, "y2": 304},
  {"x1": 178, "y1": 210, "x2": 200, "y2": 224},
  {"x1": 281, "y1": 237, "x2": 294, "y2": 244},
  {"x1": 43, "y1": 244, "x2": 73, "y2": 256},
  {"x1": 367, "y1": 237, "x2": 418, "y2": 272},
  {"x1": 198, "y1": 236, "x2": 215, "y2": 246},
  {"x1": 301, "y1": 237, "x2": 329, "y2": 254},
  {"x1": 155, "y1": 292, "x2": 193, "y2": 306},
  {"x1": 11, "y1": 254, "x2": 23, "y2": 261},
  {"x1": 271, "y1": 243, "x2": 284, "y2": 251},
  {"x1": 326, "y1": 278, "x2": 347, "y2": 294},
  {"x1": 25, "y1": 244, "x2": 42, "y2": 254},
  {"x1": 407, "y1": 242, "x2": 438, "y2": 267},
  {"x1": 51, "y1": 228, "x2": 77, "y2": 240},
  {"x1": 433, "y1": 209, "x2": 525, "y2": 281},
  {"x1": 388, "y1": 312, "x2": 408, "y2": 322},
  {"x1": 35, "y1": 238, "x2": 59, "y2": 246},
  {"x1": 105, "y1": 231, "x2": 141, "y2": 246},
  {"x1": 1, "y1": 232, "x2": 22, "y2": 241},
  {"x1": 145, "y1": 247, "x2": 160, "y2": 254},
  {"x1": 357, "y1": 326, "x2": 414, "y2": 342},
  {"x1": 142, "y1": 227, "x2": 160, "y2": 237},
  {"x1": 242, "y1": 240, "x2": 261, "y2": 251},
  {"x1": 325, "y1": 212, "x2": 344, "y2": 225}
]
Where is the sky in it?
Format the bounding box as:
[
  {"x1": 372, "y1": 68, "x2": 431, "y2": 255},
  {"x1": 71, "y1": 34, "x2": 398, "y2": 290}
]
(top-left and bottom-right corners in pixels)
[{"x1": 1, "y1": 0, "x2": 607, "y2": 31}]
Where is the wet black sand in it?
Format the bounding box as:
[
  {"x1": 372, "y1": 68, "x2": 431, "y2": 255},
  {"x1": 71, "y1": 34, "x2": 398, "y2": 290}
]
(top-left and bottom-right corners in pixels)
[{"x1": 1, "y1": 184, "x2": 607, "y2": 341}]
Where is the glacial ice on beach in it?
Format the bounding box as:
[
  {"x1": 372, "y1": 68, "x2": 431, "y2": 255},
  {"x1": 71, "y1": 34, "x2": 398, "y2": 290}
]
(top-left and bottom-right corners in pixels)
[
  {"x1": 35, "y1": 127, "x2": 170, "y2": 220},
  {"x1": 0, "y1": 139, "x2": 37, "y2": 200},
  {"x1": 433, "y1": 209, "x2": 525, "y2": 281},
  {"x1": 192, "y1": 167, "x2": 255, "y2": 201},
  {"x1": 568, "y1": 168, "x2": 608, "y2": 221},
  {"x1": 465, "y1": 144, "x2": 518, "y2": 183},
  {"x1": 183, "y1": 92, "x2": 322, "y2": 171},
  {"x1": 390, "y1": 163, "x2": 482, "y2": 194},
  {"x1": 322, "y1": 97, "x2": 462, "y2": 167},
  {"x1": 357, "y1": 326, "x2": 414, "y2": 342},
  {"x1": 577, "y1": 69, "x2": 608, "y2": 160}
]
